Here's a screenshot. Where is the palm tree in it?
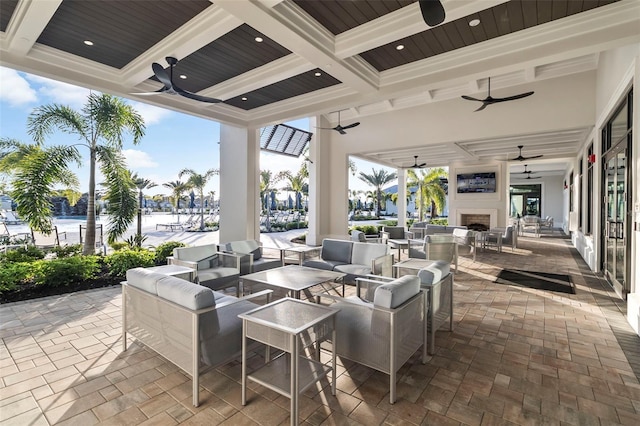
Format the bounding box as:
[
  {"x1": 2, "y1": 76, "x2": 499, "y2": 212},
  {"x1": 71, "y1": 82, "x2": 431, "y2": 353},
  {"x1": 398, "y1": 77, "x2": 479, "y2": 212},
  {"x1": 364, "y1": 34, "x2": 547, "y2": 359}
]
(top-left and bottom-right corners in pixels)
[
  {"x1": 27, "y1": 93, "x2": 145, "y2": 252},
  {"x1": 282, "y1": 169, "x2": 307, "y2": 210},
  {"x1": 358, "y1": 168, "x2": 397, "y2": 217},
  {"x1": 163, "y1": 180, "x2": 189, "y2": 223},
  {"x1": 178, "y1": 168, "x2": 218, "y2": 230},
  {"x1": 131, "y1": 173, "x2": 156, "y2": 246},
  {"x1": 406, "y1": 168, "x2": 447, "y2": 221},
  {"x1": 0, "y1": 138, "x2": 81, "y2": 232}
]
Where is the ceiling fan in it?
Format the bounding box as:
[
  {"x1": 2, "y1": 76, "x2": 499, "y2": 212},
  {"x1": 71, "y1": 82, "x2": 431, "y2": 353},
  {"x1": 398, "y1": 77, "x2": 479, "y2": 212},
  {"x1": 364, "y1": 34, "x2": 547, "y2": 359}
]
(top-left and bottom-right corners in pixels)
[
  {"x1": 522, "y1": 175, "x2": 541, "y2": 180},
  {"x1": 461, "y1": 77, "x2": 534, "y2": 111},
  {"x1": 511, "y1": 145, "x2": 543, "y2": 161},
  {"x1": 516, "y1": 164, "x2": 535, "y2": 174},
  {"x1": 419, "y1": 0, "x2": 446, "y2": 26},
  {"x1": 402, "y1": 155, "x2": 427, "y2": 169},
  {"x1": 316, "y1": 111, "x2": 360, "y2": 135},
  {"x1": 133, "y1": 56, "x2": 223, "y2": 103}
]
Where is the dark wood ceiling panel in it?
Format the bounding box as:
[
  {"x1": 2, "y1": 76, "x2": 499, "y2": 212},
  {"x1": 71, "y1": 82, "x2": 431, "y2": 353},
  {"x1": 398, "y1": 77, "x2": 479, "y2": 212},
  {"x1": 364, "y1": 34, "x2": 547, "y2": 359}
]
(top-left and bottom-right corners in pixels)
[
  {"x1": 359, "y1": 0, "x2": 620, "y2": 72},
  {"x1": 0, "y1": 0, "x2": 18, "y2": 32},
  {"x1": 36, "y1": 0, "x2": 211, "y2": 69},
  {"x1": 292, "y1": 0, "x2": 415, "y2": 35},
  {"x1": 152, "y1": 24, "x2": 291, "y2": 93},
  {"x1": 224, "y1": 69, "x2": 341, "y2": 110}
]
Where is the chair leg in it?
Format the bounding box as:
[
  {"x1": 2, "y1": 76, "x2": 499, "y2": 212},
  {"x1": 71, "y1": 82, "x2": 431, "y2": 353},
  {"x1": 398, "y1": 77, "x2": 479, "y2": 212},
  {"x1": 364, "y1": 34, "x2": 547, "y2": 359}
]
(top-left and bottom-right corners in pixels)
[{"x1": 389, "y1": 370, "x2": 396, "y2": 404}]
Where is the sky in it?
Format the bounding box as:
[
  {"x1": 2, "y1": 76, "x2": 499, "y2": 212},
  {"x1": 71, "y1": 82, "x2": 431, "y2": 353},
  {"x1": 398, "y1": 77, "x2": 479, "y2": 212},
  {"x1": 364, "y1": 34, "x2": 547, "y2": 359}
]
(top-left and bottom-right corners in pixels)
[{"x1": 0, "y1": 66, "x2": 394, "y2": 200}]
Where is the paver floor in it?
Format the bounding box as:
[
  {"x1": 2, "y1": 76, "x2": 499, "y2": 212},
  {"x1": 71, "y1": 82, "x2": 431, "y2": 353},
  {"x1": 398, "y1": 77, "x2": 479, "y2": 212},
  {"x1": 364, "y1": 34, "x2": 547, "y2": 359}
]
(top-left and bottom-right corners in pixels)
[{"x1": 1, "y1": 233, "x2": 639, "y2": 425}]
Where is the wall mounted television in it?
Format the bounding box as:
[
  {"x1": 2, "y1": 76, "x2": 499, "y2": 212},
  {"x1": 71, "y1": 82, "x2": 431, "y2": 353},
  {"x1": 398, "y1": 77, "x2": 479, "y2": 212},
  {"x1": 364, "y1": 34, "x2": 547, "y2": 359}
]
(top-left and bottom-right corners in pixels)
[{"x1": 456, "y1": 172, "x2": 496, "y2": 193}]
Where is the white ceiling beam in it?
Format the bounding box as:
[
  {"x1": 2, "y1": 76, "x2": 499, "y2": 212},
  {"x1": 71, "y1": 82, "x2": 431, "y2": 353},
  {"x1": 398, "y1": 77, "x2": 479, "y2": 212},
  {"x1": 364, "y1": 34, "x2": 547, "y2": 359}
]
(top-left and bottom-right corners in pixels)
[
  {"x1": 4, "y1": 0, "x2": 61, "y2": 56},
  {"x1": 216, "y1": 0, "x2": 379, "y2": 94},
  {"x1": 121, "y1": 4, "x2": 242, "y2": 86},
  {"x1": 335, "y1": 0, "x2": 510, "y2": 59}
]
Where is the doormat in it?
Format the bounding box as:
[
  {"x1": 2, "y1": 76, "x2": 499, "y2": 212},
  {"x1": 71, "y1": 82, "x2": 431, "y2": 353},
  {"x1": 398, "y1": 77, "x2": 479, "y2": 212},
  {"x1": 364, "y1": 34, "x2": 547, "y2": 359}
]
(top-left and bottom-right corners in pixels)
[{"x1": 495, "y1": 269, "x2": 575, "y2": 294}]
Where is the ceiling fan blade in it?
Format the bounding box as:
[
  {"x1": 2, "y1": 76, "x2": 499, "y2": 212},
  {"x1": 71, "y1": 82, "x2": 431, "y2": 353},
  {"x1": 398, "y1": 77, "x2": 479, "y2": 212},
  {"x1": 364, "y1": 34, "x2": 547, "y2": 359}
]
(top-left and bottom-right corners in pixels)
[
  {"x1": 340, "y1": 122, "x2": 360, "y2": 130},
  {"x1": 131, "y1": 87, "x2": 169, "y2": 96},
  {"x1": 152, "y1": 62, "x2": 172, "y2": 89},
  {"x1": 418, "y1": 163, "x2": 427, "y2": 168},
  {"x1": 173, "y1": 85, "x2": 223, "y2": 103},
  {"x1": 474, "y1": 102, "x2": 489, "y2": 112},
  {"x1": 335, "y1": 126, "x2": 347, "y2": 135},
  {"x1": 461, "y1": 95, "x2": 482, "y2": 102},
  {"x1": 523, "y1": 154, "x2": 544, "y2": 160},
  {"x1": 419, "y1": 0, "x2": 445, "y2": 27},
  {"x1": 491, "y1": 91, "x2": 535, "y2": 102}
]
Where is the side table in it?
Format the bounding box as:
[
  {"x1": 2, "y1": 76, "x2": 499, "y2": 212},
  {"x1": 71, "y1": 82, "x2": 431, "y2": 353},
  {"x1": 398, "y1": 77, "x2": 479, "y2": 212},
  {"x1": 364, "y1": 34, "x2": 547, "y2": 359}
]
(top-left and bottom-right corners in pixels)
[{"x1": 240, "y1": 298, "x2": 338, "y2": 426}]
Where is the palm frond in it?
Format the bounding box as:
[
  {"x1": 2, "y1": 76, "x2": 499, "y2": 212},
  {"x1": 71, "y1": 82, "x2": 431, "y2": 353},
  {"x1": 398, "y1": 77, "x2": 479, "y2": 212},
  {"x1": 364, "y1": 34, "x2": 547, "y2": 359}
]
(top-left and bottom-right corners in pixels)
[{"x1": 27, "y1": 104, "x2": 89, "y2": 144}]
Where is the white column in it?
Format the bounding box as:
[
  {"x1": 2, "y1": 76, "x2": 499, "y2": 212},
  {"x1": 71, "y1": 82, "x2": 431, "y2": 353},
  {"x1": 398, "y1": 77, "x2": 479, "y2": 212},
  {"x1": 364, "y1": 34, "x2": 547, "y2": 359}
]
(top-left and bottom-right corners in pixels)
[
  {"x1": 219, "y1": 124, "x2": 260, "y2": 243},
  {"x1": 397, "y1": 168, "x2": 407, "y2": 228},
  {"x1": 307, "y1": 115, "x2": 334, "y2": 245}
]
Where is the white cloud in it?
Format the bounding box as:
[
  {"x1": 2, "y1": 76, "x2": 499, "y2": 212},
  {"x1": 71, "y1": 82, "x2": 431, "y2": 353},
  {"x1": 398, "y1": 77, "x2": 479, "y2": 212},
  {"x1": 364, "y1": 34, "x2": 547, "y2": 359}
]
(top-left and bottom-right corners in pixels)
[
  {"x1": 123, "y1": 149, "x2": 159, "y2": 168},
  {"x1": 129, "y1": 101, "x2": 172, "y2": 125},
  {"x1": 0, "y1": 67, "x2": 38, "y2": 107},
  {"x1": 27, "y1": 74, "x2": 91, "y2": 108}
]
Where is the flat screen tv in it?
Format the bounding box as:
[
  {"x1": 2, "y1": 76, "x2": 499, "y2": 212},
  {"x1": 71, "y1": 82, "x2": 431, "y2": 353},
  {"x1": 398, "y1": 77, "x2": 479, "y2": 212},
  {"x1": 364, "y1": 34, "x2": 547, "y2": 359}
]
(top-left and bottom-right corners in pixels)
[{"x1": 456, "y1": 172, "x2": 496, "y2": 193}]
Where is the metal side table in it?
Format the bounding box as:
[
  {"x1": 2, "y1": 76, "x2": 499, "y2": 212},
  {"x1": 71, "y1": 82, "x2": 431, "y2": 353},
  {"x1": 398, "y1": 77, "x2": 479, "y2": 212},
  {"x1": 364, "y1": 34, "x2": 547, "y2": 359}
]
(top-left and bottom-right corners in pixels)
[{"x1": 240, "y1": 298, "x2": 338, "y2": 426}]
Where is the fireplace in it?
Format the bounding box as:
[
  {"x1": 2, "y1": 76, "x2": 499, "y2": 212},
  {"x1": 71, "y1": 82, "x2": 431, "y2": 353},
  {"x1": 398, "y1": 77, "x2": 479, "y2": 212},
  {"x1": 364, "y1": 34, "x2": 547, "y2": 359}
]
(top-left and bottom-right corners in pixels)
[{"x1": 455, "y1": 208, "x2": 498, "y2": 229}]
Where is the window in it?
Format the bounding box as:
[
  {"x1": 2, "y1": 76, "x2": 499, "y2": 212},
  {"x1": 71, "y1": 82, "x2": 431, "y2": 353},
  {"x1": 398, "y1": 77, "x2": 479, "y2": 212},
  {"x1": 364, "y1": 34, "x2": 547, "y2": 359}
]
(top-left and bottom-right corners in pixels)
[
  {"x1": 586, "y1": 144, "x2": 593, "y2": 234},
  {"x1": 578, "y1": 159, "x2": 583, "y2": 230}
]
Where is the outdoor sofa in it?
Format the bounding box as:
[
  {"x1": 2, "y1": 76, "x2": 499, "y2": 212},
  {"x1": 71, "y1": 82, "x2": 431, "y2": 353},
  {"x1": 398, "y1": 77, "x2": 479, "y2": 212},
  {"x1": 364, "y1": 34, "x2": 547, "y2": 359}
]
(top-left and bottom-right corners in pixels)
[
  {"x1": 122, "y1": 267, "x2": 271, "y2": 407},
  {"x1": 302, "y1": 238, "x2": 393, "y2": 283}
]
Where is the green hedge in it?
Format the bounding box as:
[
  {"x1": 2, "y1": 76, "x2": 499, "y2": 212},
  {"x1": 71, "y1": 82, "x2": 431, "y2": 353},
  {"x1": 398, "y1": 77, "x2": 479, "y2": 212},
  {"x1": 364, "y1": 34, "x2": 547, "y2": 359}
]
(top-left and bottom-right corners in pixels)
[
  {"x1": 154, "y1": 241, "x2": 186, "y2": 265},
  {"x1": 350, "y1": 224, "x2": 380, "y2": 235},
  {"x1": 0, "y1": 255, "x2": 101, "y2": 292},
  {"x1": 105, "y1": 249, "x2": 156, "y2": 278}
]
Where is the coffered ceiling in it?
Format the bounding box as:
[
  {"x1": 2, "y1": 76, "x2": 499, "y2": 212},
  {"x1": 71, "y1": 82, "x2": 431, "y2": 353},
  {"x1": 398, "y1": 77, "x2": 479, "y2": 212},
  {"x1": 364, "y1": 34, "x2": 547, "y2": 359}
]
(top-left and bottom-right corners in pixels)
[{"x1": 1, "y1": 0, "x2": 638, "y2": 170}]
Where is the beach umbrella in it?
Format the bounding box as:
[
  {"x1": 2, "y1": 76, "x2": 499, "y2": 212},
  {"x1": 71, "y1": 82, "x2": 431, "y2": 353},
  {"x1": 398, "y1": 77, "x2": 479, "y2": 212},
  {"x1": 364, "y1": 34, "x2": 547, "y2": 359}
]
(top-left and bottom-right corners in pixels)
[
  {"x1": 357, "y1": 199, "x2": 362, "y2": 210},
  {"x1": 264, "y1": 193, "x2": 269, "y2": 211},
  {"x1": 288, "y1": 195, "x2": 293, "y2": 209},
  {"x1": 204, "y1": 199, "x2": 208, "y2": 208},
  {"x1": 189, "y1": 191, "x2": 195, "y2": 209},
  {"x1": 296, "y1": 192, "x2": 302, "y2": 210},
  {"x1": 270, "y1": 191, "x2": 277, "y2": 210}
]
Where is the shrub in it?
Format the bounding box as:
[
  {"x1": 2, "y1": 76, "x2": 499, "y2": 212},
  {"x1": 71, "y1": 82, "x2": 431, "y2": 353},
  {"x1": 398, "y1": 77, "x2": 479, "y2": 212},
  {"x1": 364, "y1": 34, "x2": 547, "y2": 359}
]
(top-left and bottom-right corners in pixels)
[
  {"x1": 430, "y1": 218, "x2": 448, "y2": 225},
  {"x1": 110, "y1": 241, "x2": 128, "y2": 251},
  {"x1": 378, "y1": 219, "x2": 398, "y2": 226},
  {"x1": 155, "y1": 241, "x2": 186, "y2": 265},
  {"x1": 285, "y1": 221, "x2": 308, "y2": 230},
  {"x1": 105, "y1": 249, "x2": 156, "y2": 278},
  {"x1": 33, "y1": 256, "x2": 101, "y2": 287},
  {"x1": 350, "y1": 224, "x2": 380, "y2": 235},
  {"x1": 0, "y1": 262, "x2": 33, "y2": 292},
  {"x1": 52, "y1": 244, "x2": 83, "y2": 258},
  {"x1": 0, "y1": 246, "x2": 45, "y2": 263}
]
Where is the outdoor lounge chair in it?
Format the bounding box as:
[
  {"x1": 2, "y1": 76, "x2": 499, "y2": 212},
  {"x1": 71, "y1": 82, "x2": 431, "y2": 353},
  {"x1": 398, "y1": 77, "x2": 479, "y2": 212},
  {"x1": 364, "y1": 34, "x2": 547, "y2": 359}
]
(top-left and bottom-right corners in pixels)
[
  {"x1": 79, "y1": 224, "x2": 106, "y2": 254},
  {"x1": 31, "y1": 226, "x2": 67, "y2": 249},
  {"x1": 1, "y1": 210, "x2": 23, "y2": 225},
  {"x1": 315, "y1": 275, "x2": 426, "y2": 404}
]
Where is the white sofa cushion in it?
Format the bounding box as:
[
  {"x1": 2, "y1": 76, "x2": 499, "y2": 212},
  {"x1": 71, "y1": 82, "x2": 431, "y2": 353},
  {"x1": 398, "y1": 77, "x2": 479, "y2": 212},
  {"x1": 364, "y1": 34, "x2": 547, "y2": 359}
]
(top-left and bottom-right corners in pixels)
[
  {"x1": 373, "y1": 275, "x2": 420, "y2": 309},
  {"x1": 156, "y1": 276, "x2": 216, "y2": 310},
  {"x1": 351, "y1": 242, "x2": 389, "y2": 266},
  {"x1": 417, "y1": 261, "x2": 450, "y2": 286},
  {"x1": 126, "y1": 267, "x2": 166, "y2": 295}
]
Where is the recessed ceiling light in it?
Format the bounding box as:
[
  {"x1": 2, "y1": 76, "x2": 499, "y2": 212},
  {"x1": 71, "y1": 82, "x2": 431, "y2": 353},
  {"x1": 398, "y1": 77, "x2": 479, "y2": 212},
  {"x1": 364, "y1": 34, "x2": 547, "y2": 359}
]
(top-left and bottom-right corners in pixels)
[
  {"x1": 255, "y1": 37, "x2": 263, "y2": 42},
  {"x1": 314, "y1": 72, "x2": 321, "y2": 77},
  {"x1": 469, "y1": 19, "x2": 480, "y2": 27},
  {"x1": 179, "y1": 74, "x2": 187, "y2": 79},
  {"x1": 396, "y1": 44, "x2": 404, "y2": 51},
  {"x1": 83, "y1": 40, "x2": 94, "y2": 46},
  {"x1": 241, "y1": 97, "x2": 248, "y2": 101}
]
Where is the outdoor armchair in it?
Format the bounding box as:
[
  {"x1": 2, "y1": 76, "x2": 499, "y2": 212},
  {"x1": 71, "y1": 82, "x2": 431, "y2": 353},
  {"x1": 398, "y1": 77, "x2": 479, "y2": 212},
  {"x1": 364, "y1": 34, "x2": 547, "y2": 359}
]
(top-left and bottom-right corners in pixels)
[
  {"x1": 315, "y1": 274, "x2": 425, "y2": 404},
  {"x1": 168, "y1": 244, "x2": 242, "y2": 296},
  {"x1": 350, "y1": 229, "x2": 382, "y2": 243},
  {"x1": 520, "y1": 215, "x2": 541, "y2": 236},
  {"x1": 380, "y1": 226, "x2": 414, "y2": 243},
  {"x1": 487, "y1": 226, "x2": 516, "y2": 251},
  {"x1": 452, "y1": 228, "x2": 476, "y2": 262},
  {"x1": 218, "y1": 239, "x2": 283, "y2": 274},
  {"x1": 79, "y1": 224, "x2": 106, "y2": 254},
  {"x1": 408, "y1": 235, "x2": 458, "y2": 272}
]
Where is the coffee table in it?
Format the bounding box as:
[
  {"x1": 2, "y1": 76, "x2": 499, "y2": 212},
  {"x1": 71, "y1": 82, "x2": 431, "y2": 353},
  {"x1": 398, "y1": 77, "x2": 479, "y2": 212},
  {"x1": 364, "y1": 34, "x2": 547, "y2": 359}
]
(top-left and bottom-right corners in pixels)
[
  {"x1": 279, "y1": 246, "x2": 322, "y2": 265},
  {"x1": 240, "y1": 298, "x2": 338, "y2": 426},
  {"x1": 145, "y1": 264, "x2": 197, "y2": 282},
  {"x1": 387, "y1": 238, "x2": 410, "y2": 260},
  {"x1": 240, "y1": 265, "x2": 345, "y2": 299}
]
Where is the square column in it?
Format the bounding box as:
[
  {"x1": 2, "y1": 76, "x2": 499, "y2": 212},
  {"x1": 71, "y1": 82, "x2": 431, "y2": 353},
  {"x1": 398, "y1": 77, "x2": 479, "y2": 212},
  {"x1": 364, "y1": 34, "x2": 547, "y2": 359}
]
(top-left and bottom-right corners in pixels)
[{"x1": 219, "y1": 124, "x2": 260, "y2": 243}]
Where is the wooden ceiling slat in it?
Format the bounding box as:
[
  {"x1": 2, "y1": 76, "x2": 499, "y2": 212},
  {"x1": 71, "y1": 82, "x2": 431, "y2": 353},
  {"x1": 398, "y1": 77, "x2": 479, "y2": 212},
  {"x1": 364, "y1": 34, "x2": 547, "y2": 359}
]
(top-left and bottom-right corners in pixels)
[
  {"x1": 567, "y1": 0, "x2": 585, "y2": 15},
  {"x1": 452, "y1": 19, "x2": 477, "y2": 46},
  {"x1": 441, "y1": 25, "x2": 466, "y2": 51},
  {"x1": 469, "y1": 18, "x2": 489, "y2": 44},
  {"x1": 521, "y1": 1, "x2": 539, "y2": 28},
  {"x1": 506, "y1": 1, "x2": 525, "y2": 33},
  {"x1": 552, "y1": 0, "x2": 569, "y2": 20},
  {"x1": 0, "y1": 0, "x2": 18, "y2": 31},
  {"x1": 582, "y1": 0, "x2": 602, "y2": 11},
  {"x1": 478, "y1": 9, "x2": 500, "y2": 40},
  {"x1": 492, "y1": 3, "x2": 512, "y2": 36},
  {"x1": 431, "y1": 27, "x2": 456, "y2": 53},
  {"x1": 537, "y1": 0, "x2": 554, "y2": 25}
]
